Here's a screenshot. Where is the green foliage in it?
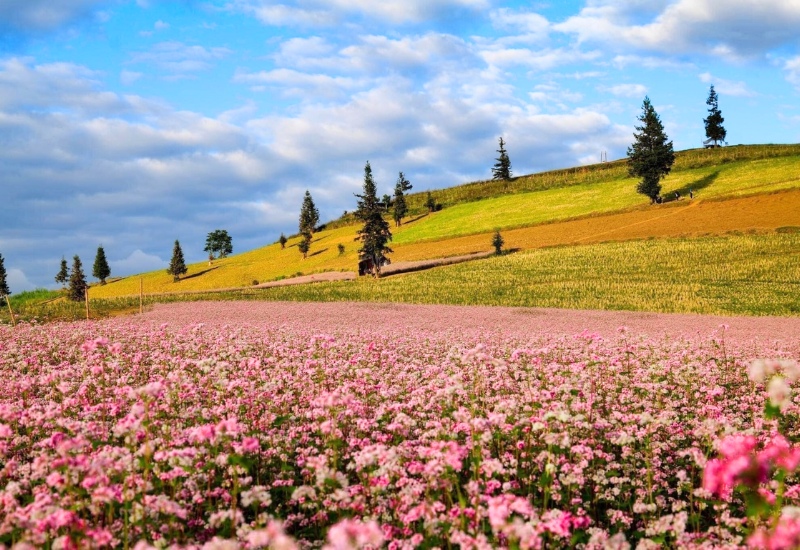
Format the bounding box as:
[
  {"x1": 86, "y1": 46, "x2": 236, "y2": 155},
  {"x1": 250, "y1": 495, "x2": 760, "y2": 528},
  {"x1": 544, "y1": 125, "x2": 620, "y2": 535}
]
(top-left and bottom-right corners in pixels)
[
  {"x1": 0, "y1": 253, "x2": 8, "y2": 299},
  {"x1": 393, "y1": 172, "x2": 410, "y2": 227},
  {"x1": 425, "y1": 191, "x2": 436, "y2": 213},
  {"x1": 299, "y1": 191, "x2": 320, "y2": 236},
  {"x1": 628, "y1": 97, "x2": 675, "y2": 202},
  {"x1": 204, "y1": 229, "x2": 233, "y2": 259},
  {"x1": 67, "y1": 255, "x2": 87, "y2": 302},
  {"x1": 92, "y1": 246, "x2": 111, "y2": 284},
  {"x1": 55, "y1": 257, "x2": 69, "y2": 288},
  {"x1": 168, "y1": 240, "x2": 188, "y2": 282},
  {"x1": 492, "y1": 230, "x2": 504, "y2": 255},
  {"x1": 355, "y1": 161, "x2": 392, "y2": 275},
  {"x1": 492, "y1": 137, "x2": 512, "y2": 181},
  {"x1": 704, "y1": 85, "x2": 726, "y2": 146},
  {"x1": 278, "y1": 233, "x2": 288, "y2": 249},
  {"x1": 298, "y1": 233, "x2": 311, "y2": 259}
]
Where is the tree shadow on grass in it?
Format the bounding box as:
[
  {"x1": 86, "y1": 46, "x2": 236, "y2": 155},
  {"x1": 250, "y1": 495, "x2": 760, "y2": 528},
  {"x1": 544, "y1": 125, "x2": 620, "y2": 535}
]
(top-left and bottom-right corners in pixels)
[
  {"x1": 665, "y1": 170, "x2": 719, "y2": 202},
  {"x1": 181, "y1": 266, "x2": 219, "y2": 281},
  {"x1": 308, "y1": 248, "x2": 329, "y2": 258}
]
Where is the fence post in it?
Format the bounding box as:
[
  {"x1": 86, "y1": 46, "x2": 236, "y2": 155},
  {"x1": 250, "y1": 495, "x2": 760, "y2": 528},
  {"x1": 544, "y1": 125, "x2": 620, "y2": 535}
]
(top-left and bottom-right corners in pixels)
[
  {"x1": 85, "y1": 287, "x2": 90, "y2": 320},
  {"x1": 4, "y1": 295, "x2": 15, "y2": 327}
]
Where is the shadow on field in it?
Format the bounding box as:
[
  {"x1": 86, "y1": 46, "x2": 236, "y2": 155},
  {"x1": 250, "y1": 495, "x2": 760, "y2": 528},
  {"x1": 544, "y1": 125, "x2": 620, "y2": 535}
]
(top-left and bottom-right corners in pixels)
[
  {"x1": 667, "y1": 170, "x2": 719, "y2": 202},
  {"x1": 182, "y1": 266, "x2": 219, "y2": 281},
  {"x1": 308, "y1": 248, "x2": 328, "y2": 258}
]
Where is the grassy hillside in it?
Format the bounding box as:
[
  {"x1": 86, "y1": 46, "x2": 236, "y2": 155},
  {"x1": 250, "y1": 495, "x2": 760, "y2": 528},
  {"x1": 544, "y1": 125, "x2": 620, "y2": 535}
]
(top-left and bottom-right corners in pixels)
[
  {"x1": 204, "y1": 232, "x2": 800, "y2": 316},
  {"x1": 5, "y1": 143, "x2": 799, "y2": 322}
]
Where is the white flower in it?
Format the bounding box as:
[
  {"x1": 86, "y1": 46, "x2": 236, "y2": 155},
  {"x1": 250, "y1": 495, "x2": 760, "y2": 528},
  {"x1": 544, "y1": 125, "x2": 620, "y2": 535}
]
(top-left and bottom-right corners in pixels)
[{"x1": 768, "y1": 376, "x2": 792, "y2": 411}]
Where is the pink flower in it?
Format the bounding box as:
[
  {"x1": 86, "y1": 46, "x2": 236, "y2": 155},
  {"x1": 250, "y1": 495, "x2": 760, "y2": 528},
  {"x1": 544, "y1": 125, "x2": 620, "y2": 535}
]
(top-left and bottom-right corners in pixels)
[{"x1": 324, "y1": 519, "x2": 384, "y2": 550}]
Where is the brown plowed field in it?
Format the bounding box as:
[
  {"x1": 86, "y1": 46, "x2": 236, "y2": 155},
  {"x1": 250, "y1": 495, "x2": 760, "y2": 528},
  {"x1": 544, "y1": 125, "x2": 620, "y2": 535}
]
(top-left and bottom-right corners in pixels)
[{"x1": 392, "y1": 189, "x2": 800, "y2": 261}]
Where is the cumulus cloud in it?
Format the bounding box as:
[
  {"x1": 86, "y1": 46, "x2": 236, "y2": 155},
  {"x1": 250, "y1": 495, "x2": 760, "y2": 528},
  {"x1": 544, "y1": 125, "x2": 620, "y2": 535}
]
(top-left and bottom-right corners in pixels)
[
  {"x1": 784, "y1": 56, "x2": 800, "y2": 90},
  {"x1": 129, "y1": 41, "x2": 232, "y2": 75},
  {"x1": 0, "y1": 0, "x2": 105, "y2": 33},
  {"x1": 6, "y1": 268, "x2": 36, "y2": 293},
  {"x1": 698, "y1": 72, "x2": 756, "y2": 97},
  {"x1": 600, "y1": 83, "x2": 648, "y2": 98},
  {"x1": 556, "y1": 0, "x2": 800, "y2": 59},
  {"x1": 111, "y1": 250, "x2": 166, "y2": 277},
  {"x1": 226, "y1": 0, "x2": 489, "y2": 26}
]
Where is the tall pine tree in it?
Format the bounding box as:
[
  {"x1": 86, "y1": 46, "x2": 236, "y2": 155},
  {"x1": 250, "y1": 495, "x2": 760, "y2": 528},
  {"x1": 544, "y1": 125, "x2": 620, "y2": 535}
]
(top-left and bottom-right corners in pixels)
[
  {"x1": 392, "y1": 172, "x2": 410, "y2": 227},
  {"x1": 167, "y1": 240, "x2": 188, "y2": 282},
  {"x1": 67, "y1": 255, "x2": 87, "y2": 302},
  {"x1": 627, "y1": 97, "x2": 675, "y2": 203},
  {"x1": 492, "y1": 137, "x2": 512, "y2": 181},
  {"x1": 704, "y1": 85, "x2": 726, "y2": 147},
  {"x1": 299, "y1": 191, "x2": 320, "y2": 236},
  {"x1": 298, "y1": 191, "x2": 320, "y2": 258},
  {"x1": 355, "y1": 162, "x2": 392, "y2": 276},
  {"x1": 55, "y1": 257, "x2": 69, "y2": 288},
  {"x1": 93, "y1": 245, "x2": 111, "y2": 285},
  {"x1": 0, "y1": 253, "x2": 10, "y2": 304}
]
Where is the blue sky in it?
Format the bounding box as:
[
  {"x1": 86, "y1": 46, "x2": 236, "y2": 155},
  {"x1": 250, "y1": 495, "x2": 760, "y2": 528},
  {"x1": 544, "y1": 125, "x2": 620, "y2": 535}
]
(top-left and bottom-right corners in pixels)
[{"x1": 1, "y1": 0, "x2": 799, "y2": 292}]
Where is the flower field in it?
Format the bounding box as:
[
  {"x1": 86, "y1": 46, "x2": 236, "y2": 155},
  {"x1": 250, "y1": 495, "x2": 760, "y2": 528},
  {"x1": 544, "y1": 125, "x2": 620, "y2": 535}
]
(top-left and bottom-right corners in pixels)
[{"x1": 2, "y1": 302, "x2": 800, "y2": 549}]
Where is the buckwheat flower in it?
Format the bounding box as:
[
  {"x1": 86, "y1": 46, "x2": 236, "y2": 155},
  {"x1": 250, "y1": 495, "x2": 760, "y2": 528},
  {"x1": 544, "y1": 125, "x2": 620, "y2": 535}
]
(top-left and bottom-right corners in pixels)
[
  {"x1": 202, "y1": 537, "x2": 239, "y2": 550},
  {"x1": 324, "y1": 518, "x2": 383, "y2": 550},
  {"x1": 768, "y1": 376, "x2": 792, "y2": 411},
  {"x1": 749, "y1": 359, "x2": 776, "y2": 384},
  {"x1": 781, "y1": 359, "x2": 800, "y2": 382},
  {"x1": 247, "y1": 521, "x2": 299, "y2": 550}
]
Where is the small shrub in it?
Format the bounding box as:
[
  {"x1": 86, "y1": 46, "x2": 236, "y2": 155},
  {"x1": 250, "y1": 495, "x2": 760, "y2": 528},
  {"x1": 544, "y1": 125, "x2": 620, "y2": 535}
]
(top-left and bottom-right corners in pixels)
[
  {"x1": 338, "y1": 244, "x2": 346, "y2": 255},
  {"x1": 491, "y1": 230, "x2": 504, "y2": 255}
]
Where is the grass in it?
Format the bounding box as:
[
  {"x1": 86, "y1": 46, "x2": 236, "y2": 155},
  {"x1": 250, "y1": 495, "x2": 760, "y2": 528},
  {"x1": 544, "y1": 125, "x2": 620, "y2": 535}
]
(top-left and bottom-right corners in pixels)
[
  {"x1": 221, "y1": 232, "x2": 800, "y2": 316},
  {"x1": 393, "y1": 154, "x2": 800, "y2": 244},
  {"x1": 11, "y1": 144, "x2": 800, "y2": 320}
]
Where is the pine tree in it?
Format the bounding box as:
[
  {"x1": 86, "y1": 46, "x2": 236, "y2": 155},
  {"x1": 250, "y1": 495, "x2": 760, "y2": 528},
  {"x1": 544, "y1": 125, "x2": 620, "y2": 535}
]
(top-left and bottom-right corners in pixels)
[
  {"x1": 55, "y1": 257, "x2": 69, "y2": 288},
  {"x1": 492, "y1": 137, "x2": 512, "y2": 181},
  {"x1": 167, "y1": 240, "x2": 188, "y2": 282},
  {"x1": 92, "y1": 246, "x2": 111, "y2": 285},
  {"x1": 67, "y1": 255, "x2": 87, "y2": 302},
  {"x1": 627, "y1": 97, "x2": 675, "y2": 203},
  {"x1": 298, "y1": 233, "x2": 311, "y2": 259},
  {"x1": 393, "y1": 172, "x2": 409, "y2": 227},
  {"x1": 492, "y1": 230, "x2": 504, "y2": 255},
  {"x1": 425, "y1": 191, "x2": 436, "y2": 213},
  {"x1": 0, "y1": 253, "x2": 10, "y2": 303},
  {"x1": 399, "y1": 171, "x2": 412, "y2": 193},
  {"x1": 704, "y1": 85, "x2": 726, "y2": 147},
  {"x1": 299, "y1": 191, "x2": 320, "y2": 236},
  {"x1": 355, "y1": 161, "x2": 392, "y2": 277},
  {"x1": 278, "y1": 233, "x2": 287, "y2": 249}
]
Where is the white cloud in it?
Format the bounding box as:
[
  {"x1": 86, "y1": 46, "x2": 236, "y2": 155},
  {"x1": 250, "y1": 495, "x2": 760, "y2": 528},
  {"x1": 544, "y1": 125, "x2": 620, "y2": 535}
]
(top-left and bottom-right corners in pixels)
[
  {"x1": 154, "y1": 19, "x2": 169, "y2": 30},
  {"x1": 698, "y1": 72, "x2": 756, "y2": 97},
  {"x1": 120, "y1": 70, "x2": 143, "y2": 85},
  {"x1": 556, "y1": 0, "x2": 800, "y2": 59},
  {"x1": 228, "y1": 0, "x2": 489, "y2": 26},
  {"x1": 6, "y1": 268, "x2": 36, "y2": 293},
  {"x1": 489, "y1": 8, "x2": 550, "y2": 44},
  {"x1": 480, "y1": 47, "x2": 601, "y2": 71},
  {"x1": 234, "y1": 68, "x2": 362, "y2": 98},
  {"x1": 129, "y1": 42, "x2": 232, "y2": 74},
  {"x1": 0, "y1": 0, "x2": 105, "y2": 32},
  {"x1": 784, "y1": 56, "x2": 800, "y2": 90},
  {"x1": 111, "y1": 250, "x2": 165, "y2": 277},
  {"x1": 600, "y1": 83, "x2": 648, "y2": 98}
]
